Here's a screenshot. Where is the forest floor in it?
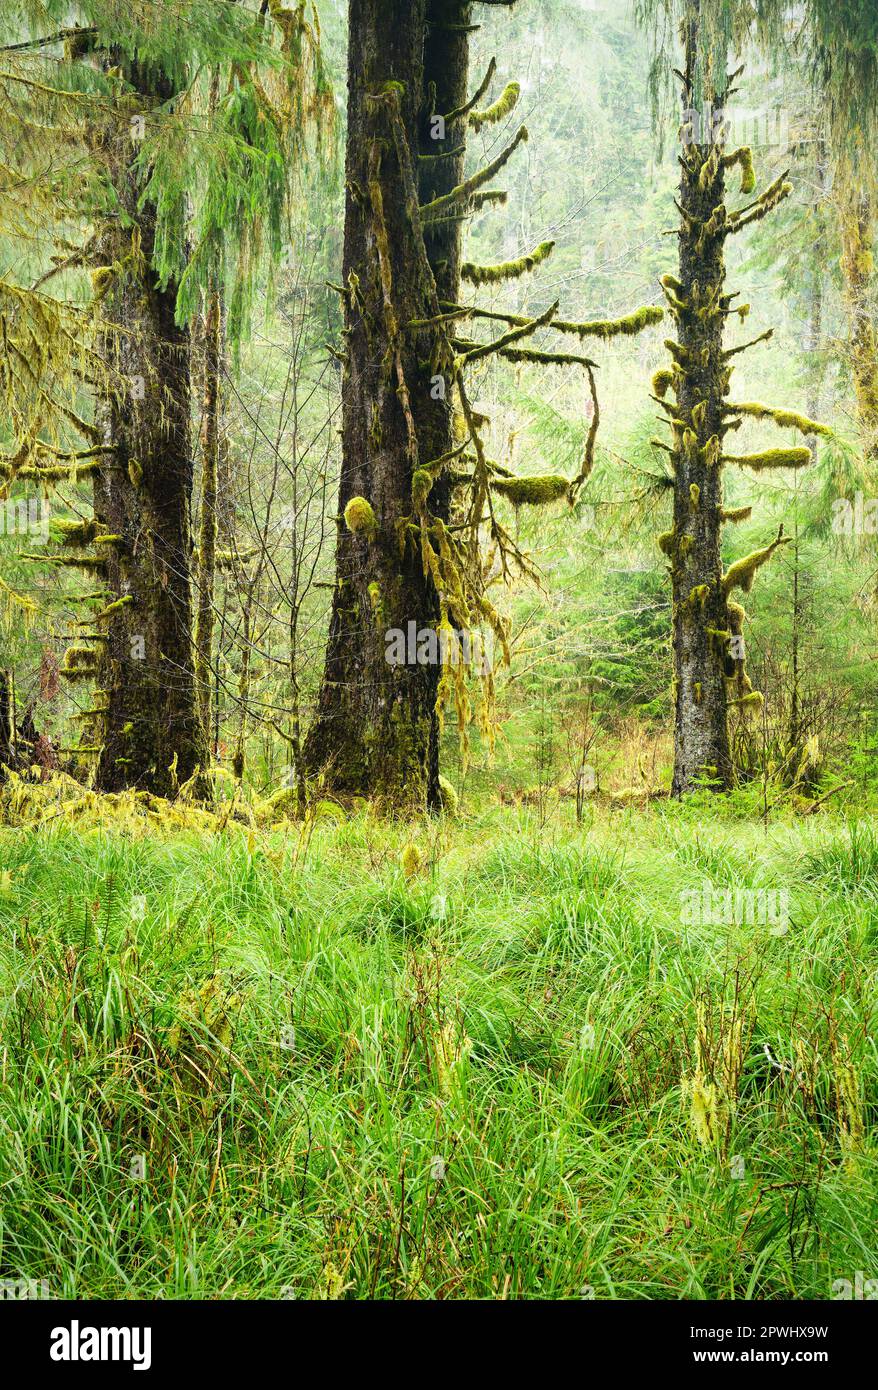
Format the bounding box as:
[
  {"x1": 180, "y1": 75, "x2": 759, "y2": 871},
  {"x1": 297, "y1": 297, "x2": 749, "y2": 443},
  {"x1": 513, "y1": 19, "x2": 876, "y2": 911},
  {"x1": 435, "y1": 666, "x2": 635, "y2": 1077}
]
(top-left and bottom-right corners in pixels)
[{"x1": 1, "y1": 801, "x2": 876, "y2": 1299}]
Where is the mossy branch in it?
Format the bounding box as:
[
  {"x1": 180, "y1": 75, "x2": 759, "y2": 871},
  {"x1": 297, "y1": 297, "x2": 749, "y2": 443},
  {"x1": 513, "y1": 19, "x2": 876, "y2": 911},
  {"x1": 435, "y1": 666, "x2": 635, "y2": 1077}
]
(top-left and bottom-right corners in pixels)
[
  {"x1": 470, "y1": 81, "x2": 520, "y2": 132},
  {"x1": 446, "y1": 56, "x2": 496, "y2": 121},
  {"x1": 724, "y1": 402, "x2": 831, "y2": 437},
  {"x1": 722, "y1": 525, "x2": 791, "y2": 597},
  {"x1": 453, "y1": 299, "x2": 557, "y2": 366},
  {"x1": 461, "y1": 237, "x2": 554, "y2": 286},
  {"x1": 420, "y1": 125, "x2": 528, "y2": 219},
  {"x1": 722, "y1": 447, "x2": 812, "y2": 470},
  {"x1": 722, "y1": 146, "x2": 755, "y2": 194}
]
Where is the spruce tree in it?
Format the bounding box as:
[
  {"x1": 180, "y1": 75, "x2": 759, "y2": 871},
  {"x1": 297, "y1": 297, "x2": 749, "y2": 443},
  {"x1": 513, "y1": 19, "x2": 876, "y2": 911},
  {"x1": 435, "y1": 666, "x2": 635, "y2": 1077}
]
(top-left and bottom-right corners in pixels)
[
  {"x1": 0, "y1": 1, "x2": 326, "y2": 795},
  {"x1": 303, "y1": 0, "x2": 662, "y2": 810},
  {"x1": 653, "y1": 0, "x2": 829, "y2": 793}
]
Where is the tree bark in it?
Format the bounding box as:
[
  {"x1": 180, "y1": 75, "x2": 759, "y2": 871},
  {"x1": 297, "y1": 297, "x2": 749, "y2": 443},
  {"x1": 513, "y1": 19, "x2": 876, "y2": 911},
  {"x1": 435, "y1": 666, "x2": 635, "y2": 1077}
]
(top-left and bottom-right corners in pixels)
[
  {"x1": 839, "y1": 174, "x2": 878, "y2": 460},
  {"x1": 194, "y1": 273, "x2": 222, "y2": 745},
  {"x1": 669, "y1": 4, "x2": 733, "y2": 794},
  {"x1": 0, "y1": 669, "x2": 14, "y2": 773},
  {"x1": 91, "y1": 62, "x2": 208, "y2": 798},
  {"x1": 302, "y1": 0, "x2": 469, "y2": 809}
]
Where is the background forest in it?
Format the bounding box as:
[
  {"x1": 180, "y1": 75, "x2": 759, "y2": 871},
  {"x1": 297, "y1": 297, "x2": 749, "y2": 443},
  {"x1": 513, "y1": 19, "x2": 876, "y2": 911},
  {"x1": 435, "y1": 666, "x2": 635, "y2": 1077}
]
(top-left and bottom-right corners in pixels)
[{"x1": 0, "y1": 0, "x2": 877, "y2": 1303}]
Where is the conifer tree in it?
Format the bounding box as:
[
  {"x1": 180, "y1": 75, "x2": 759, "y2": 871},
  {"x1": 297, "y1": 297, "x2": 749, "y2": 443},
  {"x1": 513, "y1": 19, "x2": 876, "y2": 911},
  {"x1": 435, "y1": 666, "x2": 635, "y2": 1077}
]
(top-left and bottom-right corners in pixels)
[
  {"x1": 303, "y1": 0, "x2": 662, "y2": 810},
  {"x1": 0, "y1": 1, "x2": 327, "y2": 795},
  {"x1": 653, "y1": 0, "x2": 829, "y2": 793}
]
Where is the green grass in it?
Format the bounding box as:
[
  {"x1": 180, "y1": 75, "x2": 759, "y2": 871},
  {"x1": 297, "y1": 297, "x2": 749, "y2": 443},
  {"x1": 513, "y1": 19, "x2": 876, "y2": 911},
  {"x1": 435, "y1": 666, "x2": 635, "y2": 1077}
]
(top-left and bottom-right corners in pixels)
[{"x1": 0, "y1": 805, "x2": 876, "y2": 1299}]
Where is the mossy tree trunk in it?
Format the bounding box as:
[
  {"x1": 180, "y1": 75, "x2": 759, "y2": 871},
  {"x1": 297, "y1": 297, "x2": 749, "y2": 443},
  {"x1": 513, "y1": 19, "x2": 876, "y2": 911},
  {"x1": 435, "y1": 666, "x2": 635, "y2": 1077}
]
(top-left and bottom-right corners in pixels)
[
  {"x1": 302, "y1": 0, "x2": 469, "y2": 809},
  {"x1": 417, "y1": 0, "x2": 473, "y2": 804},
  {"x1": 839, "y1": 175, "x2": 878, "y2": 460},
  {"x1": 660, "y1": 1, "x2": 805, "y2": 796},
  {"x1": 667, "y1": 7, "x2": 733, "y2": 794},
  {"x1": 194, "y1": 270, "x2": 223, "y2": 746},
  {"x1": 0, "y1": 669, "x2": 14, "y2": 773},
  {"x1": 91, "y1": 60, "x2": 208, "y2": 798}
]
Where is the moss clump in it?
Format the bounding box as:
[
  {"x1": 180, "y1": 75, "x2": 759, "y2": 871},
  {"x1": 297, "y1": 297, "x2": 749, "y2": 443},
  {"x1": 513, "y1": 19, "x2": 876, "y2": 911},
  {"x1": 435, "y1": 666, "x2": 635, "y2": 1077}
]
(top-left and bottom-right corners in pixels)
[
  {"x1": 60, "y1": 646, "x2": 98, "y2": 680},
  {"x1": 401, "y1": 843, "x2": 423, "y2": 879},
  {"x1": 128, "y1": 459, "x2": 143, "y2": 488},
  {"x1": 50, "y1": 518, "x2": 100, "y2": 548},
  {"x1": 94, "y1": 594, "x2": 134, "y2": 620},
  {"x1": 491, "y1": 473, "x2": 569, "y2": 506},
  {"x1": 722, "y1": 527, "x2": 791, "y2": 597},
  {"x1": 652, "y1": 368, "x2": 675, "y2": 398},
  {"x1": 689, "y1": 584, "x2": 709, "y2": 609},
  {"x1": 724, "y1": 146, "x2": 755, "y2": 194},
  {"x1": 729, "y1": 690, "x2": 764, "y2": 713},
  {"x1": 461, "y1": 239, "x2": 554, "y2": 286},
  {"x1": 726, "y1": 402, "x2": 831, "y2": 437},
  {"x1": 723, "y1": 447, "x2": 812, "y2": 471},
  {"x1": 437, "y1": 775, "x2": 458, "y2": 815},
  {"x1": 689, "y1": 483, "x2": 700, "y2": 508},
  {"x1": 720, "y1": 505, "x2": 752, "y2": 524},
  {"x1": 470, "y1": 81, "x2": 520, "y2": 132},
  {"x1": 411, "y1": 469, "x2": 432, "y2": 508},
  {"x1": 344, "y1": 496, "x2": 377, "y2": 538},
  {"x1": 571, "y1": 305, "x2": 664, "y2": 340}
]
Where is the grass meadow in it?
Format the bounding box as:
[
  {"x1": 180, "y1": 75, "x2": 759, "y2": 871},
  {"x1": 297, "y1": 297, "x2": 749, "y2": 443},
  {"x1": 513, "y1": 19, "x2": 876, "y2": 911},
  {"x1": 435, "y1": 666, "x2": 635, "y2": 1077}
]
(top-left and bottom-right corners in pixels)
[{"x1": 1, "y1": 801, "x2": 876, "y2": 1300}]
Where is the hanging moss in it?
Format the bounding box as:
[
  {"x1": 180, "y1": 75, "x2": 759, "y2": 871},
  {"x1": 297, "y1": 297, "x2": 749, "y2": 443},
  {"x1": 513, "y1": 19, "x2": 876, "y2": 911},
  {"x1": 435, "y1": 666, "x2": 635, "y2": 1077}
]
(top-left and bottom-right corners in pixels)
[
  {"x1": 411, "y1": 469, "x2": 433, "y2": 507},
  {"x1": 344, "y1": 496, "x2": 377, "y2": 537},
  {"x1": 469, "y1": 81, "x2": 520, "y2": 132},
  {"x1": 723, "y1": 146, "x2": 755, "y2": 194},
  {"x1": 568, "y1": 305, "x2": 664, "y2": 339},
  {"x1": 491, "y1": 473, "x2": 570, "y2": 506},
  {"x1": 689, "y1": 483, "x2": 700, "y2": 508},
  {"x1": 689, "y1": 583, "x2": 709, "y2": 609},
  {"x1": 461, "y1": 239, "x2": 554, "y2": 286},
  {"x1": 722, "y1": 447, "x2": 812, "y2": 470},
  {"x1": 652, "y1": 368, "x2": 675, "y2": 398},
  {"x1": 50, "y1": 518, "x2": 101, "y2": 548},
  {"x1": 725, "y1": 402, "x2": 831, "y2": 437},
  {"x1": 61, "y1": 646, "x2": 99, "y2": 674},
  {"x1": 720, "y1": 505, "x2": 752, "y2": 524},
  {"x1": 722, "y1": 527, "x2": 791, "y2": 597},
  {"x1": 94, "y1": 594, "x2": 134, "y2": 620},
  {"x1": 128, "y1": 459, "x2": 143, "y2": 488},
  {"x1": 437, "y1": 774, "x2": 459, "y2": 815}
]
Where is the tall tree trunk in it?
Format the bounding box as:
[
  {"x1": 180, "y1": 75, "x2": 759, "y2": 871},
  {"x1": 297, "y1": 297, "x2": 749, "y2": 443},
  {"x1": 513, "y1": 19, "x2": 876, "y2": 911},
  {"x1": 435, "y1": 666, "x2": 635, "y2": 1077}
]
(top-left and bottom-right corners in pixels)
[
  {"x1": 302, "y1": 0, "x2": 462, "y2": 809},
  {"x1": 804, "y1": 141, "x2": 828, "y2": 455},
  {"x1": 839, "y1": 173, "x2": 878, "y2": 460},
  {"x1": 417, "y1": 0, "x2": 473, "y2": 805},
  {"x1": 662, "y1": 2, "x2": 803, "y2": 796},
  {"x1": 195, "y1": 271, "x2": 222, "y2": 744},
  {"x1": 668, "y1": 3, "x2": 733, "y2": 794},
  {"x1": 90, "y1": 62, "x2": 208, "y2": 798},
  {"x1": 0, "y1": 669, "x2": 14, "y2": 773}
]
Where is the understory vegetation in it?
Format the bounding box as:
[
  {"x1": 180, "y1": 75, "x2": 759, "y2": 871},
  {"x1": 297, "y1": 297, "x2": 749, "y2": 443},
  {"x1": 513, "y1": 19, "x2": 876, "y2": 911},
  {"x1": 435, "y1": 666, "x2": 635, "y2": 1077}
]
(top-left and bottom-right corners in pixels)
[{"x1": 1, "y1": 804, "x2": 875, "y2": 1299}]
